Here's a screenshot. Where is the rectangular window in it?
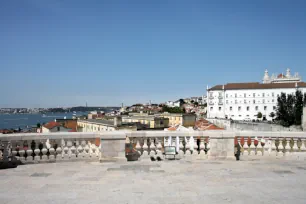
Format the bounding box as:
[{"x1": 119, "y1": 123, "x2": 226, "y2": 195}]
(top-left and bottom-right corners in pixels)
[
  {"x1": 272, "y1": 99, "x2": 274, "y2": 103},
  {"x1": 247, "y1": 106, "x2": 249, "y2": 111},
  {"x1": 263, "y1": 99, "x2": 265, "y2": 103},
  {"x1": 219, "y1": 107, "x2": 221, "y2": 111},
  {"x1": 235, "y1": 100, "x2": 237, "y2": 104},
  {"x1": 273, "y1": 106, "x2": 276, "y2": 110},
  {"x1": 238, "y1": 106, "x2": 241, "y2": 111},
  {"x1": 244, "y1": 99, "x2": 247, "y2": 104},
  {"x1": 264, "y1": 106, "x2": 267, "y2": 111},
  {"x1": 244, "y1": 93, "x2": 246, "y2": 98},
  {"x1": 255, "y1": 106, "x2": 258, "y2": 111},
  {"x1": 210, "y1": 107, "x2": 213, "y2": 111},
  {"x1": 230, "y1": 107, "x2": 232, "y2": 111},
  {"x1": 226, "y1": 100, "x2": 228, "y2": 104},
  {"x1": 253, "y1": 100, "x2": 256, "y2": 104},
  {"x1": 253, "y1": 93, "x2": 255, "y2": 97},
  {"x1": 272, "y1": 92, "x2": 274, "y2": 97},
  {"x1": 235, "y1": 93, "x2": 237, "y2": 98},
  {"x1": 226, "y1": 94, "x2": 228, "y2": 98},
  {"x1": 262, "y1": 93, "x2": 265, "y2": 97}
]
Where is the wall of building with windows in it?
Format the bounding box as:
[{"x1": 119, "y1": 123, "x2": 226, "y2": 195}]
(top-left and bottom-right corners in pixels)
[{"x1": 207, "y1": 88, "x2": 305, "y2": 121}]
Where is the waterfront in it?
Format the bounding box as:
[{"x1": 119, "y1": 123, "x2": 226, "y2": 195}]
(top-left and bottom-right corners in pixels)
[{"x1": 0, "y1": 113, "x2": 86, "y2": 129}]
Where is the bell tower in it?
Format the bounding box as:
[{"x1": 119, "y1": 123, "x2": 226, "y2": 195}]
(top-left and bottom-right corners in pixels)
[{"x1": 262, "y1": 69, "x2": 270, "y2": 84}]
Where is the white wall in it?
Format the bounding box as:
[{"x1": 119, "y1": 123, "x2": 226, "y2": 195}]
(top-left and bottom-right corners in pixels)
[{"x1": 208, "y1": 87, "x2": 305, "y2": 121}]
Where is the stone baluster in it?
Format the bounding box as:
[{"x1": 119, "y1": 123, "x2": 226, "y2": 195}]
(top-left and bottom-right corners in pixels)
[
  {"x1": 179, "y1": 137, "x2": 184, "y2": 156},
  {"x1": 77, "y1": 141, "x2": 84, "y2": 158},
  {"x1": 274, "y1": 138, "x2": 280, "y2": 156},
  {"x1": 135, "y1": 139, "x2": 142, "y2": 155},
  {"x1": 88, "y1": 141, "x2": 94, "y2": 157},
  {"x1": 297, "y1": 138, "x2": 303, "y2": 152},
  {"x1": 12, "y1": 143, "x2": 19, "y2": 160},
  {"x1": 247, "y1": 137, "x2": 252, "y2": 155},
  {"x1": 184, "y1": 137, "x2": 191, "y2": 156},
  {"x1": 267, "y1": 138, "x2": 272, "y2": 156},
  {"x1": 22, "y1": 140, "x2": 29, "y2": 161},
  {"x1": 84, "y1": 141, "x2": 90, "y2": 159},
  {"x1": 41, "y1": 141, "x2": 48, "y2": 161},
  {"x1": 156, "y1": 138, "x2": 163, "y2": 157},
  {"x1": 27, "y1": 140, "x2": 35, "y2": 160},
  {"x1": 303, "y1": 139, "x2": 306, "y2": 152},
  {"x1": 189, "y1": 136, "x2": 195, "y2": 155},
  {"x1": 281, "y1": 138, "x2": 287, "y2": 156},
  {"x1": 49, "y1": 141, "x2": 56, "y2": 161},
  {"x1": 199, "y1": 137, "x2": 207, "y2": 160},
  {"x1": 260, "y1": 137, "x2": 265, "y2": 156},
  {"x1": 149, "y1": 138, "x2": 156, "y2": 156},
  {"x1": 291, "y1": 138, "x2": 299, "y2": 152},
  {"x1": 206, "y1": 137, "x2": 210, "y2": 154},
  {"x1": 240, "y1": 137, "x2": 246, "y2": 155},
  {"x1": 168, "y1": 136, "x2": 172, "y2": 147},
  {"x1": 288, "y1": 138, "x2": 295, "y2": 154},
  {"x1": 142, "y1": 138, "x2": 149, "y2": 158},
  {"x1": 56, "y1": 140, "x2": 62, "y2": 160},
  {"x1": 70, "y1": 141, "x2": 77, "y2": 159},
  {"x1": 34, "y1": 141, "x2": 42, "y2": 161},
  {"x1": 62, "y1": 139, "x2": 69, "y2": 159},
  {"x1": 253, "y1": 137, "x2": 259, "y2": 155},
  {"x1": 90, "y1": 140, "x2": 99, "y2": 158}
]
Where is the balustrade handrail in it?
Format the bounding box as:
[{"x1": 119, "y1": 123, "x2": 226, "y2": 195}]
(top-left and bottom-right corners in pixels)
[{"x1": 1, "y1": 131, "x2": 306, "y2": 141}]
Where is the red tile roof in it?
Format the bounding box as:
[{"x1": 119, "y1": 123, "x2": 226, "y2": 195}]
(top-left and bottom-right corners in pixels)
[
  {"x1": 43, "y1": 121, "x2": 61, "y2": 129},
  {"x1": 209, "y1": 82, "x2": 306, "y2": 90},
  {"x1": 195, "y1": 119, "x2": 224, "y2": 130}
]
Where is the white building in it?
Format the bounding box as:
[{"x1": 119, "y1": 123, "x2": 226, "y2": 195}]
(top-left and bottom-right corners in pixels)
[
  {"x1": 207, "y1": 68, "x2": 306, "y2": 121},
  {"x1": 165, "y1": 100, "x2": 181, "y2": 107}
]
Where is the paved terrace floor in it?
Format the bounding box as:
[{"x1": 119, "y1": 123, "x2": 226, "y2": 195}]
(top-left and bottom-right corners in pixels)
[{"x1": 1, "y1": 157, "x2": 306, "y2": 204}]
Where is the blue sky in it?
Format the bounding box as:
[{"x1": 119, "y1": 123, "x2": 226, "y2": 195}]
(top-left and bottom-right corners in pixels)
[{"x1": 1, "y1": 0, "x2": 306, "y2": 108}]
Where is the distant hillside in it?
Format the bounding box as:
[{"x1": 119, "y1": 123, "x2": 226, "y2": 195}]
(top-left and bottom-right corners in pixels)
[{"x1": 42, "y1": 106, "x2": 120, "y2": 113}]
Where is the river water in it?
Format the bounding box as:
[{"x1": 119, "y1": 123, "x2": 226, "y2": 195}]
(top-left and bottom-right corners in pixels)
[{"x1": 0, "y1": 112, "x2": 87, "y2": 129}]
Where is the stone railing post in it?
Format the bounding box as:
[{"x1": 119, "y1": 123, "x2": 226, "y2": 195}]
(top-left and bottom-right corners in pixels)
[
  {"x1": 208, "y1": 131, "x2": 235, "y2": 160},
  {"x1": 100, "y1": 132, "x2": 126, "y2": 161}
]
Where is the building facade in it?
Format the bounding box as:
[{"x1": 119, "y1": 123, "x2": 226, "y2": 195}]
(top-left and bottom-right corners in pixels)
[
  {"x1": 207, "y1": 69, "x2": 306, "y2": 121},
  {"x1": 158, "y1": 113, "x2": 196, "y2": 127},
  {"x1": 121, "y1": 116, "x2": 169, "y2": 129}
]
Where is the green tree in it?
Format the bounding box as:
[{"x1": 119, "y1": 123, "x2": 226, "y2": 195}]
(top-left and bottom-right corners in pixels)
[
  {"x1": 269, "y1": 112, "x2": 275, "y2": 119},
  {"x1": 194, "y1": 102, "x2": 199, "y2": 106},
  {"x1": 179, "y1": 99, "x2": 186, "y2": 104},
  {"x1": 304, "y1": 93, "x2": 306, "y2": 106},
  {"x1": 37, "y1": 123, "x2": 41, "y2": 128},
  {"x1": 294, "y1": 90, "x2": 303, "y2": 125},
  {"x1": 257, "y1": 112, "x2": 263, "y2": 119},
  {"x1": 162, "y1": 106, "x2": 185, "y2": 113}
]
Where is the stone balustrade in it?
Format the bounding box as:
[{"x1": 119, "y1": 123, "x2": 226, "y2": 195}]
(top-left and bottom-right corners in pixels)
[
  {"x1": 235, "y1": 131, "x2": 306, "y2": 158},
  {"x1": 1, "y1": 131, "x2": 306, "y2": 163},
  {"x1": 0, "y1": 132, "x2": 102, "y2": 163}
]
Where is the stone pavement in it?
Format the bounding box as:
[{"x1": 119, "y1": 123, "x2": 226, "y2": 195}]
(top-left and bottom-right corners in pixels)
[{"x1": 1, "y1": 157, "x2": 306, "y2": 204}]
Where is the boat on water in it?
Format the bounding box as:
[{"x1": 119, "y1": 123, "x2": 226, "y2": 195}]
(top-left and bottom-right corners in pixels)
[{"x1": 42, "y1": 114, "x2": 46, "y2": 117}]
